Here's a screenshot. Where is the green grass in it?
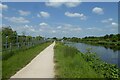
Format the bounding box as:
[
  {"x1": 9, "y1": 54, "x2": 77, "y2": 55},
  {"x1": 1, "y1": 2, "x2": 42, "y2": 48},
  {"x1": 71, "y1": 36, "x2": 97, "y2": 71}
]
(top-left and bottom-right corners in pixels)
[
  {"x1": 54, "y1": 42, "x2": 103, "y2": 78},
  {"x1": 2, "y1": 42, "x2": 52, "y2": 79},
  {"x1": 54, "y1": 42, "x2": 119, "y2": 78},
  {"x1": 0, "y1": 52, "x2": 1, "y2": 80}
]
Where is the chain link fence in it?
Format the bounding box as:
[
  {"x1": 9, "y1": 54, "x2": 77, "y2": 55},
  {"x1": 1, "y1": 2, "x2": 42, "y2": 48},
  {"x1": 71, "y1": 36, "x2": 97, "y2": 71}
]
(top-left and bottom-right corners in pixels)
[{"x1": 2, "y1": 38, "x2": 48, "y2": 60}]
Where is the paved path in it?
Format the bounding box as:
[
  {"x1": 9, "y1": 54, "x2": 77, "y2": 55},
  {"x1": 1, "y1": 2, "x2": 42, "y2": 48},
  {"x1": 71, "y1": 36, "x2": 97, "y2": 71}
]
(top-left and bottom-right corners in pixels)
[{"x1": 11, "y1": 42, "x2": 55, "y2": 78}]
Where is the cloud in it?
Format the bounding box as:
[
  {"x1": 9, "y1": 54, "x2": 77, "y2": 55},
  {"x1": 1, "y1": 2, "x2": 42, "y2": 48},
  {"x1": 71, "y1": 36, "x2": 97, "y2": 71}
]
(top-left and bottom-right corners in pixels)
[
  {"x1": 65, "y1": 2, "x2": 80, "y2": 7},
  {"x1": 18, "y1": 10, "x2": 31, "y2": 16},
  {"x1": 45, "y1": 2, "x2": 63, "y2": 7},
  {"x1": 37, "y1": 11, "x2": 50, "y2": 18},
  {"x1": 45, "y1": 0, "x2": 81, "y2": 8},
  {"x1": 101, "y1": 18, "x2": 113, "y2": 23},
  {"x1": 0, "y1": 13, "x2": 2, "y2": 17},
  {"x1": 86, "y1": 28, "x2": 92, "y2": 30},
  {"x1": 86, "y1": 27, "x2": 102, "y2": 31},
  {"x1": 0, "y1": 3, "x2": 8, "y2": 10},
  {"x1": 51, "y1": 30, "x2": 56, "y2": 33},
  {"x1": 101, "y1": 18, "x2": 118, "y2": 27},
  {"x1": 12, "y1": 25, "x2": 36, "y2": 35},
  {"x1": 38, "y1": 23, "x2": 83, "y2": 37},
  {"x1": 39, "y1": 22, "x2": 48, "y2": 26},
  {"x1": 92, "y1": 7, "x2": 104, "y2": 15},
  {"x1": 4, "y1": 17, "x2": 30, "y2": 23},
  {"x1": 24, "y1": 25, "x2": 35, "y2": 32},
  {"x1": 65, "y1": 11, "x2": 86, "y2": 20},
  {"x1": 57, "y1": 26, "x2": 62, "y2": 29},
  {"x1": 61, "y1": 23, "x2": 82, "y2": 32},
  {"x1": 111, "y1": 22, "x2": 118, "y2": 27}
]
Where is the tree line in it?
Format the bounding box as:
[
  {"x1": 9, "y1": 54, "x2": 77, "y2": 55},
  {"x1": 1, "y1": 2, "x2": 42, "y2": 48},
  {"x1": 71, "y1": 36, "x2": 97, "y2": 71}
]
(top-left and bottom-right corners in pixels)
[
  {"x1": 62, "y1": 34, "x2": 120, "y2": 42},
  {"x1": 2, "y1": 26, "x2": 44, "y2": 49}
]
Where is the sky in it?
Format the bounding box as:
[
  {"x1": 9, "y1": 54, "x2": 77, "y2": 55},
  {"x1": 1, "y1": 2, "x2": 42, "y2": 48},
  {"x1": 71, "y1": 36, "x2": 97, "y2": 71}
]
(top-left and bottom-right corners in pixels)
[{"x1": 1, "y1": 2, "x2": 118, "y2": 38}]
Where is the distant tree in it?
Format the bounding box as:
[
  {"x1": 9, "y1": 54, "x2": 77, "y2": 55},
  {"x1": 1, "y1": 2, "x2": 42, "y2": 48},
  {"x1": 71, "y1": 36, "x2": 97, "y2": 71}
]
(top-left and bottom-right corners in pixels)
[
  {"x1": 36, "y1": 36, "x2": 43, "y2": 41},
  {"x1": 63, "y1": 37, "x2": 67, "y2": 40},
  {"x1": 109, "y1": 34, "x2": 114, "y2": 38},
  {"x1": 2, "y1": 26, "x2": 17, "y2": 43},
  {"x1": 53, "y1": 37, "x2": 57, "y2": 40},
  {"x1": 104, "y1": 34, "x2": 109, "y2": 39}
]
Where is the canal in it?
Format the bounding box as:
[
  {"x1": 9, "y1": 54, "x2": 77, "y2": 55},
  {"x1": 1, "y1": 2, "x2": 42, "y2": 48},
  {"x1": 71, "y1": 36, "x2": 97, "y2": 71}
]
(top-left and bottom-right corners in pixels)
[{"x1": 65, "y1": 42, "x2": 119, "y2": 67}]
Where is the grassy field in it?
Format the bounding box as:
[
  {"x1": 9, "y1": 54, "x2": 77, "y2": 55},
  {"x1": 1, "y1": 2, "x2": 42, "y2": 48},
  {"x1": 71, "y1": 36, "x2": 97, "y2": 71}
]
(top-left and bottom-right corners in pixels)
[
  {"x1": 2, "y1": 42, "x2": 52, "y2": 79},
  {"x1": 54, "y1": 42, "x2": 119, "y2": 78}
]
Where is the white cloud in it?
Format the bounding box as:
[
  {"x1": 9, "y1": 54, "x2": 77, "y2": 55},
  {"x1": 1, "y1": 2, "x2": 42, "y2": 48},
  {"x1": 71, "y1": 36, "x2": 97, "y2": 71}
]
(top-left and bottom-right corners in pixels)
[
  {"x1": 0, "y1": 13, "x2": 2, "y2": 17},
  {"x1": 62, "y1": 23, "x2": 82, "y2": 32},
  {"x1": 57, "y1": 26, "x2": 62, "y2": 29},
  {"x1": 38, "y1": 23, "x2": 83, "y2": 37},
  {"x1": 52, "y1": 30, "x2": 56, "y2": 33},
  {"x1": 86, "y1": 27, "x2": 102, "y2": 31},
  {"x1": 65, "y1": 11, "x2": 86, "y2": 20},
  {"x1": 37, "y1": 11, "x2": 50, "y2": 18},
  {"x1": 5, "y1": 17, "x2": 30, "y2": 23},
  {"x1": 65, "y1": 2, "x2": 80, "y2": 7},
  {"x1": 111, "y1": 22, "x2": 118, "y2": 27},
  {"x1": 92, "y1": 7, "x2": 104, "y2": 15},
  {"x1": 87, "y1": 28, "x2": 92, "y2": 30},
  {"x1": 45, "y1": 0, "x2": 81, "y2": 8},
  {"x1": 12, "y1": 25, "x2": 36, "y2": 36},
  {"x1": 18, "y1": 10, "x2": 31, "y2": 16},
  {"x1": 39, "y1": 29, "x2": 43, "y2": 31},
  {"x1": 0, "y1": 3, "x2": 8, "y2": 10},
  {"x1": 71, "y1": 27, "x2": 82, "y2": 31},
  {"x1": 39, "y1": 22, "x2": 48, "y2": 26},
  {"x1": 101, "y1": 18, "x2": 118, "y2": 28},
  {"x1": 101, "y1": 18, "x2": 113, "y2": 23},
  {"x1": 24, "y1": 25, "x2": 35, "y2": 32},
  {"x1": 45, "y1": 2, "x2": 63, "y2": 7}
]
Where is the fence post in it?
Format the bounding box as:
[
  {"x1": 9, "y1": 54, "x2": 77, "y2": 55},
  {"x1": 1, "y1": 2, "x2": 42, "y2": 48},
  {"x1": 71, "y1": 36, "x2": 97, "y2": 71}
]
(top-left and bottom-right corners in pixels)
[
  {"x1": 6, "y1": 36, "x2": 8, "y2": 49},
  {"x1": 10, "y1": 43, "x2": 12, "y2": 51},
  {"x1": 18, "y1": 42, "x2": 19, "y2": 49}
]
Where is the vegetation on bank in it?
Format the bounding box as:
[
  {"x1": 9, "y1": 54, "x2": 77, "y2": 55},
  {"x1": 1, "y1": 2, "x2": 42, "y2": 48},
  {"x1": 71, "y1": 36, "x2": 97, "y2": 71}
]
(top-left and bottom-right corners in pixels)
[
  {"x1": 54, "y1": 42, "x2": 119, "y2": 78},
  {"x1": 62, "y1": 34, "x2": 120, "y2": 50},
  {"x1": 2, "y1": 42, "x2": 51, "y2": 79}
]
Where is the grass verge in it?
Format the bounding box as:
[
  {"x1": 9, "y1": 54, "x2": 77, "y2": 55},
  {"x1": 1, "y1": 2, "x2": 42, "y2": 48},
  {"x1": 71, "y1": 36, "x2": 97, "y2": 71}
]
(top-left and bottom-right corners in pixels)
[
  {"x1": 2, "y1": 42, "x2": 52, "y2": 79},
  {"x1": 54, "y1": 42, "x2": 102, "y2": 78},
  {"x1": 54, "y1": 42, "x2": 119, "y2": 78}
]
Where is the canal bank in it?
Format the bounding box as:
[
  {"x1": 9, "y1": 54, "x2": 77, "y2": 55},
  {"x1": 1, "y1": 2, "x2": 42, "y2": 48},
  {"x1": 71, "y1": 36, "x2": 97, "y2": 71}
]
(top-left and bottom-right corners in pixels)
[
  {"x1": 54, "y1": 42, "x2": 119, "y2": 78},
  {"x1": 65, "y1": 42, "x2": 119, "y2": 67}
]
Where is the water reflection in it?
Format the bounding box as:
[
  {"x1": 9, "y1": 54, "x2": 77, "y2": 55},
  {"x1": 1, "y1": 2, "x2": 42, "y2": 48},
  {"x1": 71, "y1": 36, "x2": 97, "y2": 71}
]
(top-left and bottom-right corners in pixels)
[{"x1": 65, "y1": 42, "x2": 119, "y2": 67}]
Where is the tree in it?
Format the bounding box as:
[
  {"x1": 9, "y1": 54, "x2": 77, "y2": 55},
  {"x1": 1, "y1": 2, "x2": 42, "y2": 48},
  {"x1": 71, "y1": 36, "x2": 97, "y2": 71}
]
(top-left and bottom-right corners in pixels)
[
  {"x1": 2, "y1": 26, "x2": 18, "y2": 44},
  {"x1": 53, "y1": 37, "x2": 57, "y2": 40},
  {"x1": 63, "y1": 37, "x2": 67, "y2": 40}
]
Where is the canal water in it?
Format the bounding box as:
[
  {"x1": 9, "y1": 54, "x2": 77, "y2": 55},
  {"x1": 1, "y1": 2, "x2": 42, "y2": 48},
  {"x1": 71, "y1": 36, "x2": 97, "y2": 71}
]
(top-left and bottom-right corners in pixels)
[{"x1": 65, "y1": 42, "x2": 119, "y2": 67}]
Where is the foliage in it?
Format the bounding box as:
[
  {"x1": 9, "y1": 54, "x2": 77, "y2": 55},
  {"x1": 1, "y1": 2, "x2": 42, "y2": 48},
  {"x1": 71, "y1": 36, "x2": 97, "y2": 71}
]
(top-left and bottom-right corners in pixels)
[
  {"x1": 82, "y1": 52, "x2": 119, "y2": 78},
  {"x1": 2, "y1": 26, "x2": 43, "y2": 45}
]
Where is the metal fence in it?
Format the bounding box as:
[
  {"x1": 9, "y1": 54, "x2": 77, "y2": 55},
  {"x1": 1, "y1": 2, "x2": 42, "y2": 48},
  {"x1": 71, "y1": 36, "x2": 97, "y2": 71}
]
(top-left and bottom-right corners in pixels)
[{"x1": 2, "y1": 39, "x2": 48, "y2": 52}]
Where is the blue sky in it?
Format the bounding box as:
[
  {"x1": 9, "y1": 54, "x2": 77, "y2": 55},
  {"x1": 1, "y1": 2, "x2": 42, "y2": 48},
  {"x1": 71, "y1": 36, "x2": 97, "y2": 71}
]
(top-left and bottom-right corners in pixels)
[{"x1": 1, "y1": 2, "x2": 118, "y2": 38}]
